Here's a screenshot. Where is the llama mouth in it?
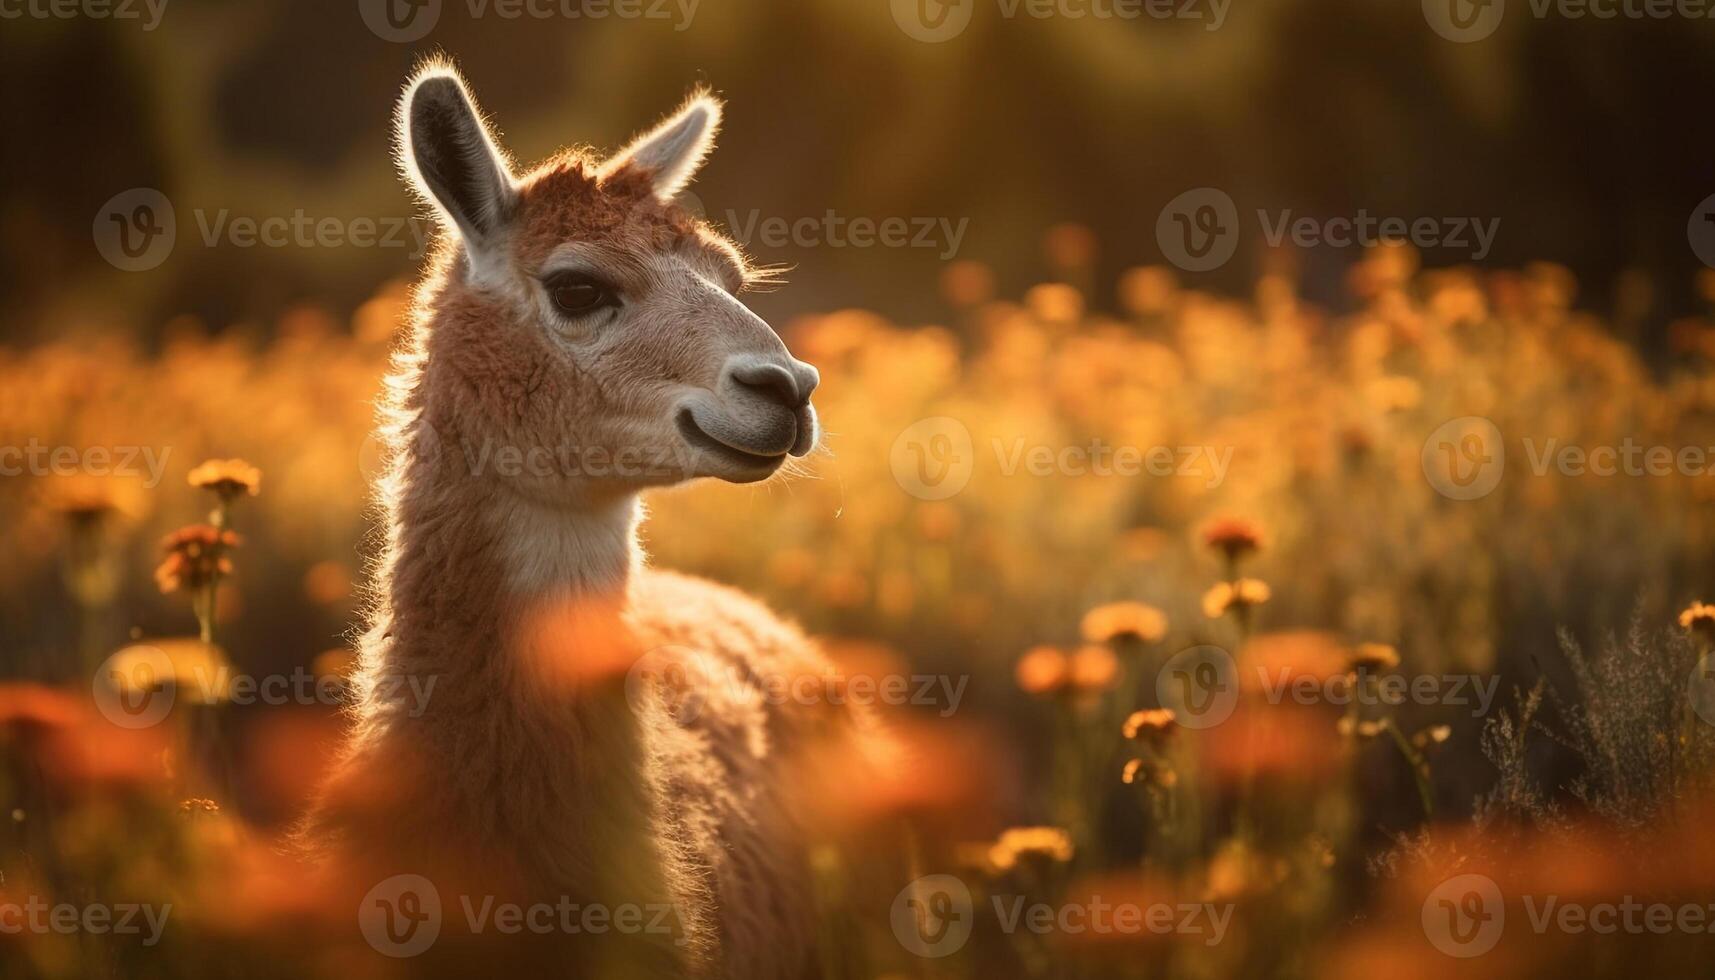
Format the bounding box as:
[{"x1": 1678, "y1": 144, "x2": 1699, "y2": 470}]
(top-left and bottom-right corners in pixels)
[{"x1": 676, "y1": 409, "x2": 788, "y2": 478}]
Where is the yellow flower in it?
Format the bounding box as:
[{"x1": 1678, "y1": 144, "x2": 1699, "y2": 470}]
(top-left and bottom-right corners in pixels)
[
  {"x1": 1679, "y1": 602, "x2": 1715, "y2": 645},
  {"x1": 107, "y1": 639, "x2": 233, "y2": 704},
  {"x1": 1336, "y1": 715, "x2": 1388, "y2": 739},
  {"x1": 1121, "y1": 757, "x2": 1178, "y2": 788},
  {"x1": 1348, "y1": 643, "x2": 1401, "y2": 674},
  {"x1": 1202, "y1": 578, "x2": 1271, "y2": 619},
  {"x1": 1411, "y1": 724, "x2": 1452, "y2": 750},
  {"x1": 1364, "y1": 375, "x2": 1423, "y2": 413},
  {"x1": 989, "y1": 826, "x2": 1074, "y2": 872},
  {"x1": 1015, "y1": 646, "x2": 1069, "y2": 697},
  {"x1": 1122, "y1": 708, "x2": 1178, "y2": 741},
  {"x1": 312, "y1": 648, "x2": 358, "y2": 682},
  {"x1": 39, "y1": 476, "x2": 136, "y2": 524},
  {"x1": 1201, "y1": 517, "x2": 1264, "y2": 563},
  {"x1": 178, "y1": 797, "x2": 222, "y2": 817},
  {"x1": 1080, "y1": 602, "x2": 1168, "y2": 645},
  {"x1": 187, "y1": 458, "x2": 262, "y2": 498},
  {"x1": 1068, "y1": 644, "x2": 1119, "y2": 694}
]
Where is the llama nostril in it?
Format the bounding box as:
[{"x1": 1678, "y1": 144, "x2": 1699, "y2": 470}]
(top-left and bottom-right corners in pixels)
[
  {"x1": 793, "y1": 361, "x2": 819, "y2": 402},
  {"x1": 730, "y1": 361, "x2": 805, "y2": 409}
]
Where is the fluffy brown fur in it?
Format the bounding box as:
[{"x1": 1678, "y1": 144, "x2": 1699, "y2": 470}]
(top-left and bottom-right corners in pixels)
[{"x1": 299, "y1": 63, "x2": 835, "y2": 979}]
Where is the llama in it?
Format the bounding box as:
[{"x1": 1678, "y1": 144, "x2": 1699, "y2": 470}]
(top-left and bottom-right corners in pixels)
[{"x1": 302, "y1": 62, "x2": 841, "y2": 978}]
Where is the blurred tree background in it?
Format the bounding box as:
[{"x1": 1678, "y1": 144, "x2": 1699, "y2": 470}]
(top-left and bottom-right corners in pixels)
[{"x1": 2, "y1": 0, "x2": 1714, "y2": 346}]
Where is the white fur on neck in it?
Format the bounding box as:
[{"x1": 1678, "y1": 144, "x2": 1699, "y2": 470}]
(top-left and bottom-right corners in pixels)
[{"x1": 492, "y1": 491, "x2": 642, "y2": 597}]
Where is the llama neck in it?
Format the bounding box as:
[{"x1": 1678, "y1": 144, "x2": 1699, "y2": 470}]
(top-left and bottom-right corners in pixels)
[
  {"x1": 381, "y1": 445, "x2": 643, "y2": 663},
  {"x1": 359, "y1": 437, "x2": 660, "y2": 890}
]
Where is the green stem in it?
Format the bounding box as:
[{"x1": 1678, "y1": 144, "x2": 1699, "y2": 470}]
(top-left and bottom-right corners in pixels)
[{"x1": 1385, "y1": 722, "x2": 1434, "y2": 820}]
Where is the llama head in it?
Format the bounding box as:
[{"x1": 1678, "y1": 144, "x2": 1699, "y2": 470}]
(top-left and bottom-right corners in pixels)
[{"x1": 397, "y1": 64, "x2": 818, "y2": 502}]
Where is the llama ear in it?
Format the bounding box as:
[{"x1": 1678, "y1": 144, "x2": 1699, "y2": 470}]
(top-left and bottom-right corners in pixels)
[
  {"x1": 398, "y1": 67, "x2": 518, "y2": 253},
  {"x1": 602, "y1": 90, "x2": 722, "y2": 200}
]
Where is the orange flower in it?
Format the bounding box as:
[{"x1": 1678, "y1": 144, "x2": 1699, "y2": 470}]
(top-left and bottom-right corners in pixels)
[
  {"x1": 108, "y1": 639, "x2": 233, "y2": 704},
  {"x1": 1238, "y1": 630, "x2": 1350, "y2": 696},
  {"x1": 1015, "y1": 645, "x2": 1069, "y2": 697},
  {"x1": 1348, "y1": 642, "x2": 1401, "y2": 673},
  {"x1": 312, "y1": 648, "x2": 358, "y2": 682},
  {"x1": 1411, "y1": 724, "x2": 1452, "y2": 749},
  {"x1": 1122, "y1": 708, "x2": 1178, "y2": 740},
  {"x1": 1680, "y1": 602, "x2": 1715, "y2": 646},
  {"x1": 39, "y1": 476, "x2": 134, "y2": 523},
  {"x1": 1202, "y1": 517, "x2": 1264, "y2": 563},
  {"x1": 1121, "y1": 757, "x2": 1177, "y2": 788},
  {"x1": 1202, "y1": 578, "x2": 1271, "y2": 619},
  {"x1": 988, "y1": 826, "x2": 1073, "y2": 872},
  {"x1": 1336, "y1": 715, "x2": 1388, "y2": 739},
  {"x1": 1068, "y1": 644, "x2": 1119, "y2": 694},
  {"x1": 187, "y1": 458, "x2": 261, "y2": 498},
  {"x1": 154, "y1": 525, "x2": 240, "y2": 594},
  {"x1": 1081, "y1": 602, "x2": 1168, "y2": 645}
]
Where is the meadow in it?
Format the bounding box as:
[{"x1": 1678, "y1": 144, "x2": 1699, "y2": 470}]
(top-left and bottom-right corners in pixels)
[{"x1": 3, "y1": 239, "x2": 1715, "y2": 976}]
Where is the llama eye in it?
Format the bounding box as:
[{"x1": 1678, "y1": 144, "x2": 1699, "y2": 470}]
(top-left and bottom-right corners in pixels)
[{"x1": 543, "y1": 273, "x2": 619, "y2": 318}]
